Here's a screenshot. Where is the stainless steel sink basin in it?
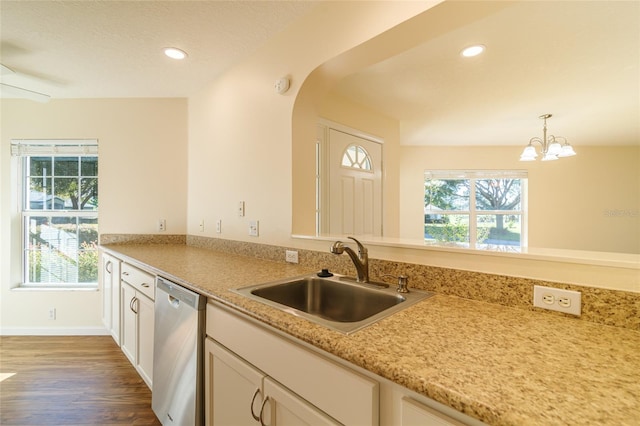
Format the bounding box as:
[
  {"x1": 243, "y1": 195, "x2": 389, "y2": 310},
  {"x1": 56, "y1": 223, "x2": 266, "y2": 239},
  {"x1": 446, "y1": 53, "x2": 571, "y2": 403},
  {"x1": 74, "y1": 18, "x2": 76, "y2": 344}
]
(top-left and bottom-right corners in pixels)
[{"x1": 233, "y1": 274, "x2": 433, "y2": 334}]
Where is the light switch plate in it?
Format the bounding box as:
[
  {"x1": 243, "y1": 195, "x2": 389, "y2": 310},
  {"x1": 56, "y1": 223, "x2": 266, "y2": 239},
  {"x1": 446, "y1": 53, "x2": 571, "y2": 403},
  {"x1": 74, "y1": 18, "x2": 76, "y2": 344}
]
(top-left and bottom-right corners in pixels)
[{"x1": 249, "y1": 220, "x2": 259, "y2": 237}]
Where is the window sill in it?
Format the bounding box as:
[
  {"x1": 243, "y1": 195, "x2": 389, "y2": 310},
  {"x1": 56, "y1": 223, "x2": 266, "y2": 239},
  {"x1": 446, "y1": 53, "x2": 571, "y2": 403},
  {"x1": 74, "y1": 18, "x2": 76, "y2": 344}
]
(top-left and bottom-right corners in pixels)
[
  {"x1": 293, "y1": 233, "x2": 640, "y2": 270},
  {"x1": 12, "y1": 286, "x2": 99, "y2": 292}
]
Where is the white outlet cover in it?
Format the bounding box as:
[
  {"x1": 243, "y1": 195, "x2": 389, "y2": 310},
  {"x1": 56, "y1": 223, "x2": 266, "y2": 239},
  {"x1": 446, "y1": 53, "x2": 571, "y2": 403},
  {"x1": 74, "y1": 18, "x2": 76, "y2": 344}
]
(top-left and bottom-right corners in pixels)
[
  {"x1": 533, "y1": 285, "x2": 581, "y2": 316},
  {"x1": 285, "y1": 250, "x2": 299, "y2": 263}
]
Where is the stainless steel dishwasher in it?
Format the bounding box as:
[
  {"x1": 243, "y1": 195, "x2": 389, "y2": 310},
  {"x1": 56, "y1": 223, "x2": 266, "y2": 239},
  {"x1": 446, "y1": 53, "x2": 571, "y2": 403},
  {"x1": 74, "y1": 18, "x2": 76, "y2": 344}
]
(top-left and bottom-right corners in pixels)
[{"x1": 152, "y1": 277, "x2": 206, "y2": 425}]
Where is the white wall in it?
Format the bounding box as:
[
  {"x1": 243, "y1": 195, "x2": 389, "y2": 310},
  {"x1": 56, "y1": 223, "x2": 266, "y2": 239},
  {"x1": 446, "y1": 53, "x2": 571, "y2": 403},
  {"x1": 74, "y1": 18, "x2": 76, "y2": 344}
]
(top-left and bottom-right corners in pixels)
[{"x1": 0, "y1": 98, "x2": 188, "y2": 333}]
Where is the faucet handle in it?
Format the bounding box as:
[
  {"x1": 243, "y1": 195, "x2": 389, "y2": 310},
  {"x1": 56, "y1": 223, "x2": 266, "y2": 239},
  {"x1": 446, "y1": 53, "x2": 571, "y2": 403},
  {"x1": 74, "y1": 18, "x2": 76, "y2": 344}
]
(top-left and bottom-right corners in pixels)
[
  {"x1": 347, "y1": 236, "x2": 367, "y2": 255},
  {"x1": 381, "y1": 274, "x2": 410, "y2": 293}
]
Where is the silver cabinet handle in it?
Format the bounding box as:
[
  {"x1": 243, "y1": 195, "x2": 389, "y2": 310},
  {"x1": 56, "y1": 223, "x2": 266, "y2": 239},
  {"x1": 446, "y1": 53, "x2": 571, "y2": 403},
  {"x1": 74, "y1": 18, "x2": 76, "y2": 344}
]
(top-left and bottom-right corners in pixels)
[
  {"x1": 259, "y1": 396, "x2": 270, "y2": 426},
  {"x1": 130, "y1": 296, "x2": 138, "y2": 314},
  {"x1": 141, "y1": 282, "x2": 150, "y2": 288},
  {"x1": 105, "y1": 260, "x2": 112, "y2": 274},
  {"x1": 250, "y1": 388, "x2": 262, "y2": 421},
  {"x1": 122, "y1": 271, "x2": 129, "y2": 276}
]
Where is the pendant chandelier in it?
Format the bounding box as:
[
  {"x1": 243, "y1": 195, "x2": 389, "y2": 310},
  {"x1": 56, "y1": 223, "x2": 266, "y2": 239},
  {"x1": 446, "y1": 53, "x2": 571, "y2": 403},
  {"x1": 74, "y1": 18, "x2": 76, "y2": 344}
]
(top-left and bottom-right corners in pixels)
[{"x1": 519, "y1": 114, "x2": 576, "y2": 161}]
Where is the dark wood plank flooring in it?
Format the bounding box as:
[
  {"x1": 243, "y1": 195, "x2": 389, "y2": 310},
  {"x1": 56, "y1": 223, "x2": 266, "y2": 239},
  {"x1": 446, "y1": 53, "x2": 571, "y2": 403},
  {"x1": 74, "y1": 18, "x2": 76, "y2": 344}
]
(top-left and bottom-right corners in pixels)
[{"x1": 0, "y1": 336, "x2": 161, "y2": 425}]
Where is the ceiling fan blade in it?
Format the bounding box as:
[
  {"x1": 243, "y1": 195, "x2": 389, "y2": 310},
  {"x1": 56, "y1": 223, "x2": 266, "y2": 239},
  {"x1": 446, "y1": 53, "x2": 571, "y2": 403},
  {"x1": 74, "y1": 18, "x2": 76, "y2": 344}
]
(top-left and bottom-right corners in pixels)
[
  {"x1": 1, "y1": 63, "x2": 15, "y2": 75},
  {"x1": 0, "y1": 83, "x2": 50, "y2": 103}
]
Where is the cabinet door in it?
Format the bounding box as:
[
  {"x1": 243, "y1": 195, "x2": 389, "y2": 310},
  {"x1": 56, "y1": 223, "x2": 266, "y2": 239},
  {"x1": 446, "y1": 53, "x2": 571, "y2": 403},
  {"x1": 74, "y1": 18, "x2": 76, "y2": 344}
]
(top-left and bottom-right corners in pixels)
[
  {"x1": 120, "y1": 282, "x2": 137, "y2": 365},
  {"x1": 101, "y1": 253, "x2": 113, "y2": 331},
  {"x1": 136, "y1": 292, "x2": 154, "y2": 388},
  {"x1": 263, "y1": 377, "x2": 340, "y2": 426},
  {"x1": 208, "y1": 340, "x2": 264, "y2": 426},
  {"x1": 401, "y1": 397, "x2": 467, "y2": 426}
]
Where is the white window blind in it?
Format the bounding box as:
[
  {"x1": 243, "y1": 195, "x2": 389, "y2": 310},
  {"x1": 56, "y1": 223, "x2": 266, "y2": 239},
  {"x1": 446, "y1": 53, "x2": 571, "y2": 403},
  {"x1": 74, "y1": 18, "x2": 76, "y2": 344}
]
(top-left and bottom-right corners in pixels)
[
  {"x1": 11, "y1": 139, "x2": 98, "y2": 156},
  {"x1": 424, "y1": 169, "x2": 528, "y2": 180}
]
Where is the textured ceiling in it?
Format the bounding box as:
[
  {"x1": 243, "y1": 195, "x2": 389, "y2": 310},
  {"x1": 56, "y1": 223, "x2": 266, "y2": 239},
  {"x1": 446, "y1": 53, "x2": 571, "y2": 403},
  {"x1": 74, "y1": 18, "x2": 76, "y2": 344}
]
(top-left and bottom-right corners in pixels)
[{"x1": 0, "y1": 0, "x2": 317, "y2": 99}]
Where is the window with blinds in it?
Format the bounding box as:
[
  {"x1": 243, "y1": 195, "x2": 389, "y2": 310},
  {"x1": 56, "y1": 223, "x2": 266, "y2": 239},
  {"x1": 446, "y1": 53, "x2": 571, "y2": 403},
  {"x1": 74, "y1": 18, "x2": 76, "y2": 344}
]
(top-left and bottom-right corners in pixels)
[{"x1": 11, "y1": 139, "x2": 99, "y2": 287}]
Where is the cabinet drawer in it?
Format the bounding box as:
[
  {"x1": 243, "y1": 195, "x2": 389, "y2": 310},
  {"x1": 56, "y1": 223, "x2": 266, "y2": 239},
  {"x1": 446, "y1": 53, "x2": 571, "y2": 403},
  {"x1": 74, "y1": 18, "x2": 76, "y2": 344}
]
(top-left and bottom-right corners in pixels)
[
  {"x1": 207, "y1": 302, "x2": 378, "y2": 425},
  {"x1": 121, "y1": 263, "x2": 155, "y2": 300}
]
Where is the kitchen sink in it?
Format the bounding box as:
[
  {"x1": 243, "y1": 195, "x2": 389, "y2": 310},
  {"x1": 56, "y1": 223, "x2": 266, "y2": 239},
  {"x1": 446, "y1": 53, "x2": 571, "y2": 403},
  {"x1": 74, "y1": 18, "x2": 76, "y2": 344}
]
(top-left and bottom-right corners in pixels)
[{"x1": 233, "y1": 273, "x2": 433, "y2": 334}]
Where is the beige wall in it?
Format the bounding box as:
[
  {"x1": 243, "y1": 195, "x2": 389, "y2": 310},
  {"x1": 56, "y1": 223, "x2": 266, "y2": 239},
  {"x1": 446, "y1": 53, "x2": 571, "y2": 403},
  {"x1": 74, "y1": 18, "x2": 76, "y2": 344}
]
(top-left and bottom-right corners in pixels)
[
  {"x1": 0, "y1": 98, "x2": 188, "y2": 333},
  {"x1": 309, "y1": 96, "x2": 638, "y2": 254},
  {"x1": 188, "y1": 1, "x2": 438, "y2": 245},
  {"x1": 400, "y1": 145, "x2": 639, "y2": 254}
]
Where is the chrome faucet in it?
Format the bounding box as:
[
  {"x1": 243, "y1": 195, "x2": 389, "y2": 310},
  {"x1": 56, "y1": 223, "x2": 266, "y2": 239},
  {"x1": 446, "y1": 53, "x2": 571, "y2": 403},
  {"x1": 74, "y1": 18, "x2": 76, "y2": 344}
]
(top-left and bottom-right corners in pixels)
[{"x1": 330, "y1": 236, "x2": 369, "y2": 283}]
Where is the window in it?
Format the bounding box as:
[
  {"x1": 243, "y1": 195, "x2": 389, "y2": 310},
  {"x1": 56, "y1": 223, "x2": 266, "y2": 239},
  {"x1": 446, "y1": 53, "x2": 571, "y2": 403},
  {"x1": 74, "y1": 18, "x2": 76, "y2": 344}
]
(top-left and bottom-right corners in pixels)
[
  {"x1": 12, "y1": 140, "x2": 99, "y2": 287},
  {"x1": 424, "y1": 170, "x2": 527, "y2": 250},
  {"x1": 341, "y1": 144, "x2": 372, "y2": 171}
]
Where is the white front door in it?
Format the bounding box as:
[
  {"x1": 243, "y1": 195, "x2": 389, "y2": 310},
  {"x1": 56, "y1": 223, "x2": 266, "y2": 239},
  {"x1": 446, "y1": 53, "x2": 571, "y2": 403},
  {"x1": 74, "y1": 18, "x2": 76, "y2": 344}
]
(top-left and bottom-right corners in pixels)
[{"x1": 327, "y1": 128, "x2": 382, "y2": 236}]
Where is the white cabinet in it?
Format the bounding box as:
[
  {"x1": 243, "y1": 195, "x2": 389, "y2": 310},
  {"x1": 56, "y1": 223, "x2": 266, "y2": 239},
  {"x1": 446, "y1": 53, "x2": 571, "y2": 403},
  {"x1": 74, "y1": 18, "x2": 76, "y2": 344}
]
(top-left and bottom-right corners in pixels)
[
  {"x1": 120, "y1": 262, "x2": 155, "y2": 389},
  {"x1": 205, "y1": 302, "x2": 378, "y2": 426},
  {"x1": 262, "y1": 377, "x2": 339, "y2": 426},
  {"x1": 206, "y1": 338, "x2": 263, "y2": 425},
  {"x1": 206, "y1": 339, "x2": 339, "y2": 426},
  {"x1": 100, "y1": 251, "x2": 121, "y2": 344}
]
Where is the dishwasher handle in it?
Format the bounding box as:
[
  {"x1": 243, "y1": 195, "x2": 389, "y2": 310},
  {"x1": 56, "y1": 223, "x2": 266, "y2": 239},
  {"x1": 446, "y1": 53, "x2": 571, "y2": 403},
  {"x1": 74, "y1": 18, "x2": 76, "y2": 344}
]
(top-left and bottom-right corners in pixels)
[
  {"x1": 156, "y1": 277, "x2": 206, "y2": 310},
  {"x1": 168, "y1": 294, "x2": 180, "y2": 308}
]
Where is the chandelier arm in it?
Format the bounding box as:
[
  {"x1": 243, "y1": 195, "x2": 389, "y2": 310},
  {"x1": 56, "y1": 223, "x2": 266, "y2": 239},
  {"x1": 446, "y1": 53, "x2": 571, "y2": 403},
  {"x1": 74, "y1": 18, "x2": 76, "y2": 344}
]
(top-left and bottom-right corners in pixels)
[
  {"x1": 552, "y1": 136, "x2": 569, "y2": 145},
  {"x1": 528, "y1": 137, "x2": 545, "y2": 152}
]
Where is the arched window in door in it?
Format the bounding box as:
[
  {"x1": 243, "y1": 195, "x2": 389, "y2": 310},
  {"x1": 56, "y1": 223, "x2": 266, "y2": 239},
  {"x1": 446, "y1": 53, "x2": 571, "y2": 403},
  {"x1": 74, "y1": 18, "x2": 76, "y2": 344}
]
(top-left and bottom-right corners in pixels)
[{"x1": 341, "y1": 144, "x2": 372, "y2": 171}]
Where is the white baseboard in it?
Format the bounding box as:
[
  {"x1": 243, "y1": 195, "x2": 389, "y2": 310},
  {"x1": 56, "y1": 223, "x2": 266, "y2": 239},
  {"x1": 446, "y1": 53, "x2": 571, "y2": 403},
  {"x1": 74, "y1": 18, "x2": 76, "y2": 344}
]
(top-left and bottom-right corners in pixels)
[{"x1": 0, "y1": 326, "x2": 110, "y2": 336}]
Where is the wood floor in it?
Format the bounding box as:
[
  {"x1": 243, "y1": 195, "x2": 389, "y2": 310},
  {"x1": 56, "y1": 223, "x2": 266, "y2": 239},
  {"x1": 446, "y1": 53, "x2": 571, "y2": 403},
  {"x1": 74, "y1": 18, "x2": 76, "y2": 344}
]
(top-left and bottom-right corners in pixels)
[{"x1": 0, "y1": 336, "x2": 161, "y2": 426}]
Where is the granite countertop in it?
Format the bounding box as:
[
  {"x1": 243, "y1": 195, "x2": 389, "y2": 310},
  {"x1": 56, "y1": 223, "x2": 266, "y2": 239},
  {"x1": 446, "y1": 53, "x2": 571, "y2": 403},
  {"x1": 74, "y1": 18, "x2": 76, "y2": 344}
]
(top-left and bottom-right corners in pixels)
[{"x1": 102, "y1": 244, "x2": 640, "y2": 426}]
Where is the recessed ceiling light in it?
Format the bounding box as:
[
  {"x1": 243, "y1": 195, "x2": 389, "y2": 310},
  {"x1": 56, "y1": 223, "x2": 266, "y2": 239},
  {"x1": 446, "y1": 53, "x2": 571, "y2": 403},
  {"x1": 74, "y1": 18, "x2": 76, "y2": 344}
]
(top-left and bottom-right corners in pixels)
[
  {"x1": 163, "y1": 47, "x2": 188, "y2": 60},
  {"x1": 461, "y1": 45, "x2": 485, "y2": 58}
]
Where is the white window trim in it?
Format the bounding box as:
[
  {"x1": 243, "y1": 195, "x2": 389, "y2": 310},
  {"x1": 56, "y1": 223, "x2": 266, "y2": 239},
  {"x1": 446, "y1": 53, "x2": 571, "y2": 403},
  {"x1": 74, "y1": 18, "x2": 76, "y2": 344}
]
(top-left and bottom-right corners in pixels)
[{"x1": 424, "y1": 170, "x2": 528, "y2": 250}]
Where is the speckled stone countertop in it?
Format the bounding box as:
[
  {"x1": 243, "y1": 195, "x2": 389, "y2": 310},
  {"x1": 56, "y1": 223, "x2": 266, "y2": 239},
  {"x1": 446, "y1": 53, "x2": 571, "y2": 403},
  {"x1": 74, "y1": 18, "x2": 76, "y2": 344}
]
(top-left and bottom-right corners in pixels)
[{"x1": 102, "y1": 244, "x2": 640, "y2": 426}]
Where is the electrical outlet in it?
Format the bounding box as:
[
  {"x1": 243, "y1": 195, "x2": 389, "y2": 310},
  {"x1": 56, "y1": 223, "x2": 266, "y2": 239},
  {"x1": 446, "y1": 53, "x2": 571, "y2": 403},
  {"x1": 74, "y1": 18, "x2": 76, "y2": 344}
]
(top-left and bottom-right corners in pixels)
[
  {"x1": 158, "y1": 219, "x2": 166, "y2": 232},
  {"x1": 238, "y1": 201, "x2": 245, "y2": 217},
  {"x1": 199, "y1": 219, "x2": 205, "y2": 232},
  {"x1": 216, "y1": 219, "x2": 222, "y2": 234},
  {"x1": 285, "y1": 250, "x2": 299, "y2": 263},
  {"x1": 48, "y1": 308, "x2": 56, "y2": 320},
  {"x1": 248, "y1": 220, "x2": 259, "y2": 237},
  {"x1": 533, "y1": 285, "x2": 581, "y2": 316}
]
